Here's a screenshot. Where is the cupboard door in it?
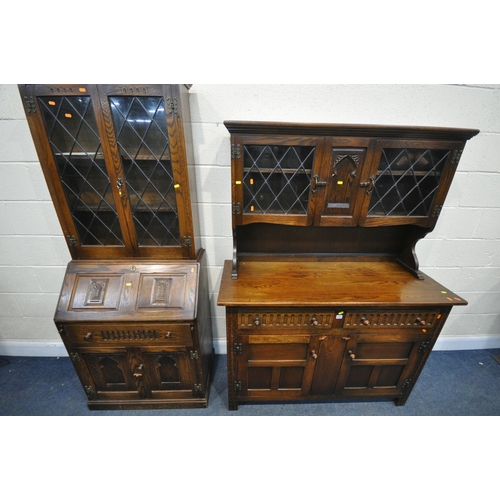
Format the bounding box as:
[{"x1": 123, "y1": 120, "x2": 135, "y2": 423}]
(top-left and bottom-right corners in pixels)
[
  {"x1": 314, "y1": 138, "x2": 375, "y2": 226},
  {"x1": 98, "y1": 84, "x2": 193, "y2": 259},
  {"x1": 70, "y1": 345, "x2": 198, "y2": 402},
  {"x1": 73, "y1": 347, "x2": 144, "y2": 401},
  {"x1": 143, "y1": 348, "x2": 200, "y2": 400},
  {"x1": 335, "y1": 333, "x2": 431, "y2": 397},
  {"x1": 21, "y1": 85, "x2": 131, "y2": 259},
  {"x1": 235, "y1": 334, "x2": 319, "y2": 401},
  {"x1": 232, "y1": 136, "x2": 326, "y2": 226},
  {"x1": 359, "y1": 139, "x2": 464, "y2": 227}
]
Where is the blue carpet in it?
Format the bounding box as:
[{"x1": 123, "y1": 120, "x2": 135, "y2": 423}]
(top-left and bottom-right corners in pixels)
[{"x1": 1, "y1": 350, "x2": 499, "y2": 416}]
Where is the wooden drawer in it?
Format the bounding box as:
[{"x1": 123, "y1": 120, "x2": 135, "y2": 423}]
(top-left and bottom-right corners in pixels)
[
  {"x1": 344, "y1": 310, "x2": 441, "y2": 329},
  {"x1": 61, "y1": 323, "x2": 193, "y2": 346},
  {"x1": 237, "y1": 309, "x2": 344, "y2": 330}
]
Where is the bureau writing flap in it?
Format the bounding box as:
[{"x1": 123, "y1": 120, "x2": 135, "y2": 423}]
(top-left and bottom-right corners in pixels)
[{"x1": 55, "y1": 261, "x2": 199, "y2": 322}]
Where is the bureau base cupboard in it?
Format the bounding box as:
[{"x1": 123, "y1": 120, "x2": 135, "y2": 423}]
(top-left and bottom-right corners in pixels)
[{"x1": 55, "y1": 252, "x2": 213, "y2": 410}]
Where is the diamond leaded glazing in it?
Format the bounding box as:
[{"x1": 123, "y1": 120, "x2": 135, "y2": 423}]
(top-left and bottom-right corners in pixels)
[
  {"x1": 109, "y1": 96, "x2": 180, "y2": 246},
  {"x1": 243, "y1": 145, "x2": 315, "y2": 215},
  {"x1": 368, "y1": 148, "x2": 450, "y2": 217},
  {"x1": 38, "y1": 95, "x2": 124, "y2": 246}
]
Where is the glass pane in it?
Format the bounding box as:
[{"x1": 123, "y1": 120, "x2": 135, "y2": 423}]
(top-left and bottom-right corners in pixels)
[
  {"x1": 242, "y1": 145, "x2": 314, "y2": 215},
  {"x1": 109, "y1": 96, "x2": 180, "y2": 246},
  {"x1": 38, "y1": 95, "x2": 124, "y2": 246},
  {"x1": 368, "y1": 148, "x2": 450, "y2": 217}
]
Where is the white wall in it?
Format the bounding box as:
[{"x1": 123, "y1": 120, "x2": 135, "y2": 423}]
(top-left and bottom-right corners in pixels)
[{"x1": 1, "y1": 84, "x2": 499, "y2": 355}]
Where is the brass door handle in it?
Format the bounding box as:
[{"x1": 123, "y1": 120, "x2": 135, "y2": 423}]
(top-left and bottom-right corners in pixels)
[
  {"x1": 311, "y1": 350, "x2": 318, "y2": 359},
  {"x1": 348, "y1": 350, "x2": 356, "y2": 359}
]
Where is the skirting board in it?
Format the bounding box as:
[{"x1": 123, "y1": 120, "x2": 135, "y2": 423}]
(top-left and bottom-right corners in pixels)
[{"x1": 1, "y1": 336, "x2": 500, "y2": 357}]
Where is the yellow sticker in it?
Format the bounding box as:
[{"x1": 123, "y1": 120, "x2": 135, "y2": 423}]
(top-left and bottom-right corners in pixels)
[
  {"x1": 441, "y1": 291, "x2": 447, "y2": 294},
  {"x1": 174, "y1": 183, "x2": 180, "y2": 189},
  {"x1": 337, "y1": 180, "x2": 344, "y2": 185},
  {"x1": 235, "y1": 180, "x2": 242, "y2": 185},
  {"x1": 126, "y1": 282, "x2": 132, "y2": 287}
]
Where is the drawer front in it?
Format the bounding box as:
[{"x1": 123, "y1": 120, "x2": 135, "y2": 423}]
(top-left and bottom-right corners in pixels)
[
  {"x1": 237, "y1": 310, "x2": 343, "y2": 330},
  {"x1": 344, "y1": 310, "x2": 440, "y2": 329},
  {"x1": 62, "y1": 323, "x2": 193, "y2": 346}
]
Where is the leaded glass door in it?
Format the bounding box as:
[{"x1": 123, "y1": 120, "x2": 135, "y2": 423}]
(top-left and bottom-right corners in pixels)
[
  {"x1": 232, "y1": 136, "x2": 323, "y2": 226},
  {"x1": 22, "y1": 85, "x2": 132, "y2": 259},
  {"x1": 98, "y1": 85, "x2": 193, "y2": 259},
  {"x1": 359, "y1": 139, "x2": 463, "y2": 227},
  {"x1": 20, "y1": 84, "x2": 195, "y2": 260}
]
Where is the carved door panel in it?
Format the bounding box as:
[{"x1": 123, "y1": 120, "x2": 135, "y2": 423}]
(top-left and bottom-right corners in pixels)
[
  {"x1": 334, "y1": 332, "x2": 432, "y2": 398},
  {"x1": 315, "y1": 138, "x2": 375, "y2": 226},
  {"x1": 71, "y1": 344, "x2": 199, "y2": 402},
  {"x1": 142, "y1": 347, "x2": 200, "y2": 400},
  {"x1": 235, "y1": 334, "x2": 320, "y2": 401},
  {"x1": 74, "y1": 347, "x2": 145, "y2": 401}
]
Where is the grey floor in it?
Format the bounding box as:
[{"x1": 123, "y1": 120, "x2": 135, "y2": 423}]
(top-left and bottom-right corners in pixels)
[{"x1": 1, "y1": 349, "x2": 499, "y2": 416}]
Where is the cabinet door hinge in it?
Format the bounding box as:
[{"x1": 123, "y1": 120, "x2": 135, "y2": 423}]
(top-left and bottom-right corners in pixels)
[
  {"x1": 67, "y1": 235, "x2": 78, "y2": 247},
  {"x1": 232, "y1": 202, "x2": 241, "y2": 215},
  {"x1": 451, "y1": 149, "x2": 463, "y2": 164},
  {"x1": 190, "y1": 350, "x2": 199, "y2": 360},
  {"x1": 234, "y1": 342, "x2": 243, "y2": 355},
  {"x1": 166, "y1": 96, "x2": 178, "y2": 114},
  {"x1": 231, "y1": 144, "x2": 241, "y2": 159},
  {"x1": 432, "y1": 204, "x2": 443, "y2": 218},
  {"x1": 70, "y1": 352, "x2": 81, "y2": 362},
  {"x1": 183, "y1": 236, "x2": 192, "y2": 247},
  {"x1": 419, "y1": 341, "x2": 431, "y2": 353},
  {"x1": 234, "y1": 381, "x2": 242, "y2": 392},
  {"x1": 401, "y1": 378, "x2": 413, "y2": 393},
  {"x1": 194, "y1": 384, "x2": 202, "y2": 392},
  {"x1": 23, "y1": 95, "x2": 36, "y2": 113}
]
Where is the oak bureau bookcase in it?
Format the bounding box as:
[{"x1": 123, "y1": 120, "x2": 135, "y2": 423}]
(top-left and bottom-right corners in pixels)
[
  {"x1": 218, "y1": 120, "x2": 479, "y2": 410},
  {"x1": 19, "y1": 84, "x2": 213, "y2": 410}
]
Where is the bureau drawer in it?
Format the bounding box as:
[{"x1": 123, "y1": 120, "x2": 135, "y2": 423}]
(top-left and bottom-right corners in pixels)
[
  {"x1": 344, "y1": 310, "x2": 441, "y2": 329},
  {"x1": 61, "y1": 323, "x2": 193, "y2": 346},
  {"x1": 237, "y1": 310, "x2": 343, "y2": 330}
]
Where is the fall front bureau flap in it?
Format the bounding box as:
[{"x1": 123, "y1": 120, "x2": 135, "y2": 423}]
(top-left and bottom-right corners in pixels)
[{"x1": 55, "y1": 260, "x2": 199, "y2": 322}]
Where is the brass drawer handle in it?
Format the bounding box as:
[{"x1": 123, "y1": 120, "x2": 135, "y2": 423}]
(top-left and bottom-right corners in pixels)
[
  {"x1": 253, "y1": 316, "x2": 260, "y2": 327},
  {"x1": 416, "y1": 317, "x2": 426, "y2": 326},
  {"x1": 133, "y1": 364, "x2": 144, "y2": 378},
  {"x1": 361, "y1": 317, "x2": 370, "y2": 326},
  {"x1": 311, "y1": 315, "x2": 319, "y2": 327},
  {"x1": 348, "y1": 350, "x2": 356, "y2": 359},
  {"x1": 311, "y1": 350, "x2": 318, "y2": 359},
  {"x1": 84, "y1": 332, "x2": 93, "y2": 341}
]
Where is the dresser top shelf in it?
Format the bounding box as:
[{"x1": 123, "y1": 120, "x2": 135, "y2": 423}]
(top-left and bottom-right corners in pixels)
[{"x1": 217, "y1": 259, "x2": 467, "y2": 308}]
